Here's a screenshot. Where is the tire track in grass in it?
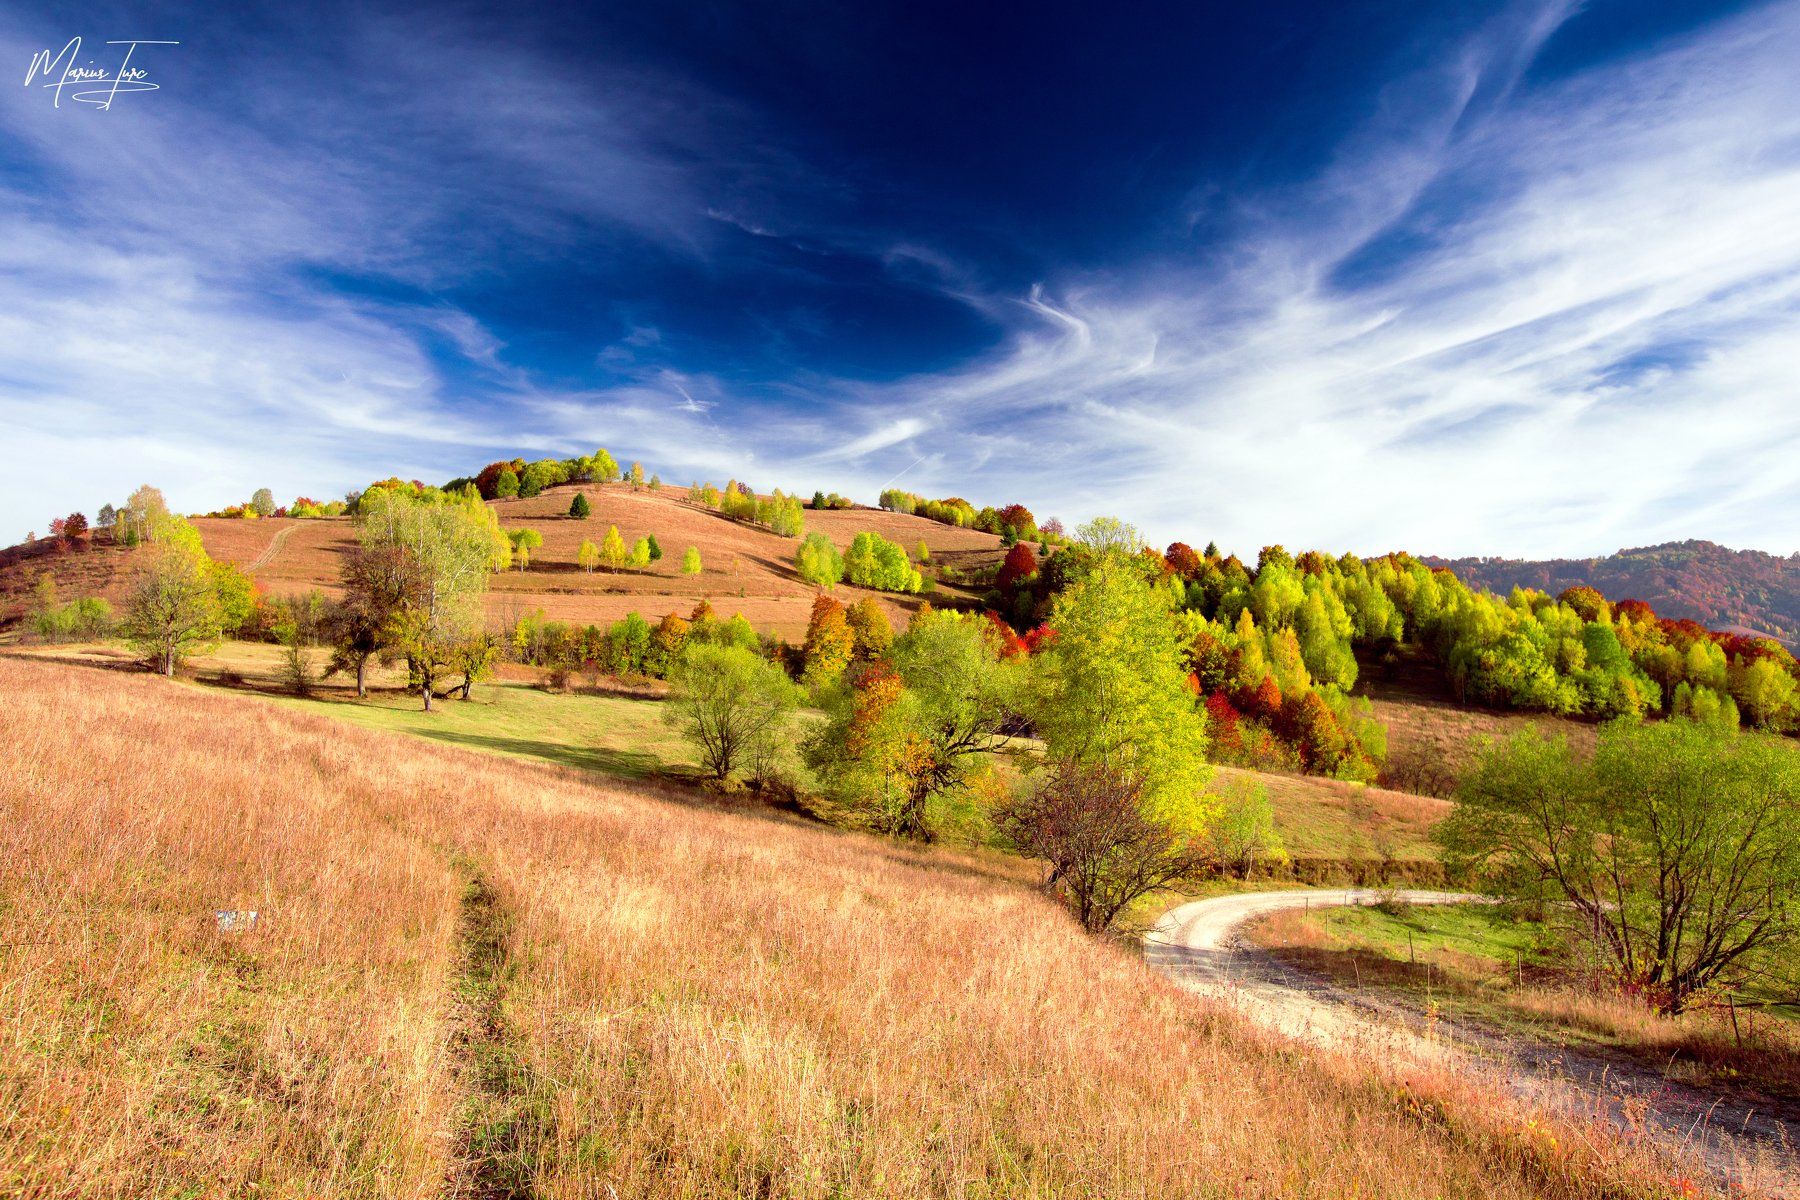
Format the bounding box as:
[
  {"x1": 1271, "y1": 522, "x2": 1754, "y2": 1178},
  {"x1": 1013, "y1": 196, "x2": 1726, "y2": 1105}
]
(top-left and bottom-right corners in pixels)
[
  {"x1": 447, "y1": 860, "x2": 551, "y2": 1200},
  {"x1": 244, "y1": 523, "x2": 297, "y2": 574}
]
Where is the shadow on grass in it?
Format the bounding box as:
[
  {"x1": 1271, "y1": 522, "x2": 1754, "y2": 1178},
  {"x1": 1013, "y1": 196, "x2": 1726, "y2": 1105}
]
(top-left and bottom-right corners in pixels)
[{"x1": 389, "y1": 725, "x2": 673, "y2": 780}]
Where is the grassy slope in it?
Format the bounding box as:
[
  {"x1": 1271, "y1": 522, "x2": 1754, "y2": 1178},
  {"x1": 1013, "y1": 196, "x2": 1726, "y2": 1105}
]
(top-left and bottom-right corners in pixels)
[
  {"x1": 1255, "y1": 903, "x2": 1800, "y2": 1101},
  {"x1": 1216, "y1": 765, "x2": 1447, "y2": 863},
  {"x1": 2, "y1": 656, "x2": 1698, "y2": 1198},
  {"x1": 12, "y1": 640, "x2": 1454, "y2": 871}
]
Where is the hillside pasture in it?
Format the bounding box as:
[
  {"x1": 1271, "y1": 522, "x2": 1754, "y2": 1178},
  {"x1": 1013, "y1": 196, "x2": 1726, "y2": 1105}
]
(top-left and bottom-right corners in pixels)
[
  {"x1": 0, "y1": 655, "x2": 1699, "y2": 1199},
  {"x1": 191, "y1": 485, "x2": 1007, "y2": 640}
]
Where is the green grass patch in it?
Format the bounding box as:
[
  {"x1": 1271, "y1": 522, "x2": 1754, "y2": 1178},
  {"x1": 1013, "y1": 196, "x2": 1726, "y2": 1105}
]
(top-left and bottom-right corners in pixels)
[
  {"x1": 275, "y1": 683, "x2": 701, "y2": 779},
  {"x1": 1308, "y1": 902, "x2": 1547, "y2": 968}
]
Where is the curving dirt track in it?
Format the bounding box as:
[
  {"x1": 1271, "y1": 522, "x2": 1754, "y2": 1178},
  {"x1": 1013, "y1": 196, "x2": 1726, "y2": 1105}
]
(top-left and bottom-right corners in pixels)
[{"x1": 1147, "y1": 890, "x2": 1799, "y2": 1197}]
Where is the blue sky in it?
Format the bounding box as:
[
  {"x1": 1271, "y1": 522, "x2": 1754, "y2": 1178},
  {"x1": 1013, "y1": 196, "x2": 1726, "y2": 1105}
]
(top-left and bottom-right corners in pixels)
[{"x1": 3, "y1": 0, "x2": 1798, "y2": 557}]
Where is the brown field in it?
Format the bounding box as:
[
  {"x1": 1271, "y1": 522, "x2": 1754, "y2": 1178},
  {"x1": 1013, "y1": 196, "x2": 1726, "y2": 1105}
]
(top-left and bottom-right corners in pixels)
[
  {"x1": 191, "y1": 485, "x2": 1007, "y2": 640},
  {"x1": 0, "y1": 532, "x2": 137, "y2": 634},
  {"x1": 1219, "y1": 765, "x2": 1451, "y2": 863},
  {"x1": 0, "y1": 656, "x2": 1706, "y2": 1198}
]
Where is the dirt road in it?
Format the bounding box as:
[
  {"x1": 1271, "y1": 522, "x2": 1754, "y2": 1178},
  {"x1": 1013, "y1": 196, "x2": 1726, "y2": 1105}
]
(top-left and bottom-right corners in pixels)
[{"x1": 1147, "y1": 889, "x2": 1798, "y2": 1197}]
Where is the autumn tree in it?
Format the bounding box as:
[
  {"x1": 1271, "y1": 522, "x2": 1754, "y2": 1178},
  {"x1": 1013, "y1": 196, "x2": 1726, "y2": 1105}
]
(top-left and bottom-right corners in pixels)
[
  {"x1": 577, "y1": 539, "x2": 600, "y2": 572},
  {"x1": 996, "y1": 542, "x2": 1039, "y2": 592},
  {"x1": 250, "y1": 488, "x2": 276, "y2": 517},
  {"x1": 628, "y1": 537, "x2": 653, "y2": 570},
  {"x1": 326, "y1": 551, "x2": 394, "y2": 698},
  {"x1": 682, "y1": 546, "x2": 702, "y2": 575},
  {"x1": 802, "y1": 593, "x2": 855, "y2": 683},
  {"x1": 600, "y1": 525, "x2": 627, "y2": 571},
  {"x1": 809, "y1": 611, "x2": 1020, "y2": 840},
  {"x1": 846, "y1": 597, "x2": 893, "y2": 661}
]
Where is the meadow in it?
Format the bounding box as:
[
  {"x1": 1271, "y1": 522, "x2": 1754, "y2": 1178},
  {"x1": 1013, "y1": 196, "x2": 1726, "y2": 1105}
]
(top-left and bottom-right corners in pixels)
[{"x1": 0, "y1": 656, "x2": 1710, "y2": 1198}]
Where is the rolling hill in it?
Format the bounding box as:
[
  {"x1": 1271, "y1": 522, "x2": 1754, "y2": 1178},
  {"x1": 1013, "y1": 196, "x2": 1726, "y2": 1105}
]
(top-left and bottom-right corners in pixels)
[
  {"x1": 0, "y1": 484, "x2": 1009, "y2": 642},
  {"x1": 1428, "y1": 540, "x2": 1800, "y2": 645}
]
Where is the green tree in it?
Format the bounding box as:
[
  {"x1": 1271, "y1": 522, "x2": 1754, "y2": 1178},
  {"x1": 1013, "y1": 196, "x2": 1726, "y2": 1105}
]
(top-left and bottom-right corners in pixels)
[
  {"x1": 1031, "y1": 552, "x2": 1212, "y2": 833},
  {"x1": 273, "y1": 591, "x2": 327, "y2": 695},
  {"x1": 356, "y1": 488, "x2": 497, "y2": 711},
  {"x1": 495, "y1": 469, "x2": 520, "y2": 499},
  {"x1": 664, "y1": 645, "x2": 801, "y2": 781},
  {"x1": 591, "y1": 449, "x2": 621, "y2": 485},
  {"x1": 123, "y1": 517, "x2": 222, "y2": 675},
  {"x1": 1206, "y1": 775, "x2": 1284, "y2": 877},
  {"x1": 210, "y1": 562, "x2": 256, "y2": 636},
  {"x1": 916, "y1": 539, "x2": 931, "y2": 564},
  {"x1": 682, "y1": 546, "x2": 703, "y2": 575},
  {"x1": 509, "y1": 528, "x2": 543, "y2": 570},
  {"x1": 795, "y1": 532, "x2": 844, "y2": 588},
  {"x1": 569, "y1": 492, "x2": 591, "y2": 519},
  {"x1": 843, "y1": 531, "x2": 921, "y2": 593},
  {"x1": 1440, "y1": 721, "x2": 1800, "y2": 1013},
  {"x1": 646, "y1": 534, "x2": 663, "y2": 562}
]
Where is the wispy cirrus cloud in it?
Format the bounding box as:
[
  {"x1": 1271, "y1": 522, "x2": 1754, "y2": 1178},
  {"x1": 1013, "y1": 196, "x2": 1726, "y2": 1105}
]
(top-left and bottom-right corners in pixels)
[
  {"x1": 791, "y1": 0, "x2": 1800, "y2": 557},
  {"x1": 1, "y1": 1, "x2": 1797, "y2": 561}
]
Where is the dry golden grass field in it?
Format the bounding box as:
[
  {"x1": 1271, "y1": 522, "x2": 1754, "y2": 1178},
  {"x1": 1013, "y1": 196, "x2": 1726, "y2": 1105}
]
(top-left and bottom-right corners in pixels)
[
  {"x1": 0, "y1": 656, "x2": 1710, "y2": 1199},
  {"x1": 190, "y1": 485, "x2": 1007, "y2": 640}
]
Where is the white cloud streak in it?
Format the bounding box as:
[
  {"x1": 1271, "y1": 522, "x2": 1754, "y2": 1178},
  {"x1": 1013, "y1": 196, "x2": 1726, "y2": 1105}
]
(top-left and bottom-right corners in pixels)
[{"x1": 2, "y1": 3, "x2": 1797, "y2": 560}]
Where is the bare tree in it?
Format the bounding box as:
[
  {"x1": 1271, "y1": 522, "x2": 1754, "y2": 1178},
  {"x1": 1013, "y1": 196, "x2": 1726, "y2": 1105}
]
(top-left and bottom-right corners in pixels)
[{"x1": 996, "y1": 761, "x2": 1209, "y2": 935}]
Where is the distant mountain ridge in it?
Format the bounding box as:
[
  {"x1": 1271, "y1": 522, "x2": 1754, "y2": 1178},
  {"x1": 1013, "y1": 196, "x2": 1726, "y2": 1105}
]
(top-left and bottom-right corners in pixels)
[{"x1": 1425, "y1": 540, "x2": 1800, "y2": 645}]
